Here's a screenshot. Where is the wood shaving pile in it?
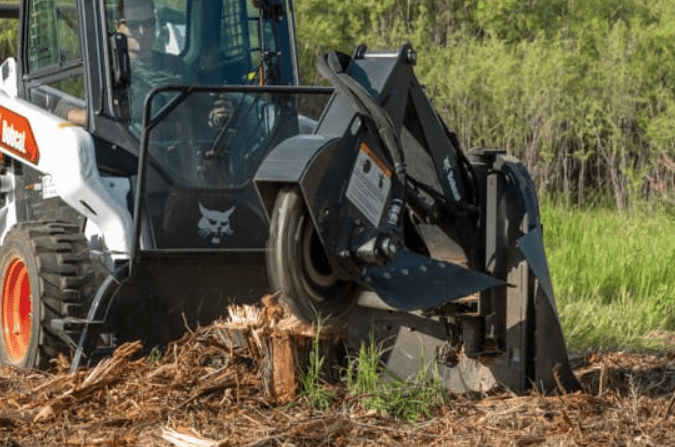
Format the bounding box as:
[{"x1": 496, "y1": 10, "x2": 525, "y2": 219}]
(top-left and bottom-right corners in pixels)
[{"x1": 2, "y1": 300, "x2": 675, "y2": 446}]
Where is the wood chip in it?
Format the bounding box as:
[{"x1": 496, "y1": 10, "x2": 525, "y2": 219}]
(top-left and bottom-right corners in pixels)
[{"x1": 3, "y1": 298, "x2": 675, "y2": 446}]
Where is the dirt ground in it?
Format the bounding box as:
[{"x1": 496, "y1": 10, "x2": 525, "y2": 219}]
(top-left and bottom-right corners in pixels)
[{"x1": 3, "y1": 302, "x2": 675, "y2": 446}]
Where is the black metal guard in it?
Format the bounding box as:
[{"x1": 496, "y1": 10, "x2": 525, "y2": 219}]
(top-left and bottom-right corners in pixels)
[{"x1": 130, "y1": 84, "x2": 333, "y2": 279}]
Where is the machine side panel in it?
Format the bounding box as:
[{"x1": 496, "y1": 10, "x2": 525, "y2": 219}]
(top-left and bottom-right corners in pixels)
[
  {"x1": 254, "y1": 134, "x2": 338, "y2": 218},
  {"x1": 0, "y1": 94, "x2": 133, "y2": 257}
]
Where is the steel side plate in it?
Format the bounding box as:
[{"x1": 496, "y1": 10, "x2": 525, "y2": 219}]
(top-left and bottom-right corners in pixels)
[
  {"x1": 356, "y1": 250, "x2": 504, "y2": 311},
  {"x1": 517, "y1": 226, "x2": 559, "y2": 316}
]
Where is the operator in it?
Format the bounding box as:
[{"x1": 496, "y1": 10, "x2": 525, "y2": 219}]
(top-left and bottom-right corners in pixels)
[
  {"x1": 114, "y1": 0, "x2": 196, "y2": 126},
  {"x1": 57, "y1": 0, "x2": 195, "y2": 127}
]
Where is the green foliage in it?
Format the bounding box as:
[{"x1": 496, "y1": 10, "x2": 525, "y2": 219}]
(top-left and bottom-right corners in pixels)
[
  {"x1": 147, "y1": 346, "x2": 162, "y2": 363},
  {"x1": 295, "y1": 0, "x2": 675, "y2": 209},
  {"x1": 542, "y1": 200, "x2": 675, "y2": 350},
  {"x1": 474, "y1": 0, "x2": 568, "y2": 42},
  {"x1": 0, "y1": 19, "x2": 17, "y2": 61},
  {"x1": 294, "y1": 0, "x2": 398, "y2": 83}
]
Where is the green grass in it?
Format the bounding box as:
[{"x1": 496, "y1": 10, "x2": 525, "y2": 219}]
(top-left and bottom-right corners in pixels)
[
  {"x1": 301, "y1": 331, "x2": 448, "y2": 422},
  {"x1": 299, "y1": 317, "x2": 335, "y2": 411},
  {"x1": 542, "y1": 200, "x2": 675, "y2": 351},
  {"x1": 345, "y1": 337, "x2": 448, "y2": 423}
]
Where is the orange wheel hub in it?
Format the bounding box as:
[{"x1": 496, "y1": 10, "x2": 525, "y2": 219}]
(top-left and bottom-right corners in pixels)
[{"x1": 2, "y1": 258, "x2": 32, "y2": 363}]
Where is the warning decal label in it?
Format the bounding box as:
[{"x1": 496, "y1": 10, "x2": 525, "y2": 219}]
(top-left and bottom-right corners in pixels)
[{"x1": 346, "y1": 142, "x2": 392, "y2": 227}]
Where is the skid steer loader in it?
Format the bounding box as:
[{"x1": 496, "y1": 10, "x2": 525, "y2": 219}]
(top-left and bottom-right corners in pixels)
[{"x1": 0, "y1": 0, "x2": 578, "y2": 393}]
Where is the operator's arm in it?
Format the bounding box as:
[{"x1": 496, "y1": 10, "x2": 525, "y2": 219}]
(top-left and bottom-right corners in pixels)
[
  {"x1": 64, "y1": 107, "x2": 86, "y2": 126},
  {"x1": 54, "y1": 99, "x2": 87, "y2": 126}
]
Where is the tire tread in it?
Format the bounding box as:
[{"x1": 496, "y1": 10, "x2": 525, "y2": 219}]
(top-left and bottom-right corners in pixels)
[{"x1": 0, "y1": 221, "x2": 99, "y2": 369}]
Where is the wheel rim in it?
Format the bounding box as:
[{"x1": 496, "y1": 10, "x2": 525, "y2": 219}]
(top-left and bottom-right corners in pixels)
[
  {"x1": 300, "y1": 216, "x2": 337, "y2": 297},
  {"x1": 2, "y1": 258, "x2": 32, "y2": 363}
]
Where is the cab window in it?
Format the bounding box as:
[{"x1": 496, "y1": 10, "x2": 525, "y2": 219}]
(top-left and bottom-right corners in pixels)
[{"x1": 24, "y1": 0, "x2": 86, "y2": 126}]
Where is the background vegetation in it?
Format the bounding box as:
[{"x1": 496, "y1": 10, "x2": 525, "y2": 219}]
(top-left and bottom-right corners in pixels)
[
  {"x1": 295, "y1": 0, "x2": 675, "y2": 211},
  {"x1": 0, "y1": 19, "x2": 16, "y2": 61},
  {"x1": 542, "y1": 200, "x2": 675, "y2": 350}
]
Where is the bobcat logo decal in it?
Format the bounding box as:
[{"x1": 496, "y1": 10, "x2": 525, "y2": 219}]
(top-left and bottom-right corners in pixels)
[{"x1": 198, "y1": 202, "x2": 235, "y2": 244}]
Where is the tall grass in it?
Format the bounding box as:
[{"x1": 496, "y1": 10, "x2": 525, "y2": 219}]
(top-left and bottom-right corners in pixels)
[{"x1": 542, "y1": 199, "x2": 675, "y2": 350}]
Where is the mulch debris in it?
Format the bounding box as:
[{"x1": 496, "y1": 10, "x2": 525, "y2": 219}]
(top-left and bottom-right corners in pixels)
[{"x1": 3, "y1": 297, "x2": 675, "y2": 446}]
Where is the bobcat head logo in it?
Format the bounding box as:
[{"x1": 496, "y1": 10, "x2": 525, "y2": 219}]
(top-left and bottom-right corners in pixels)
[{"x1": 198, "y1": 202, "x2": 235, "y2": 244}]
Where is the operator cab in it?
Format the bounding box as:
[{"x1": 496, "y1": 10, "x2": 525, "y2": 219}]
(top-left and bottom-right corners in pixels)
[
  {"x1": 105, "y1": 0, "x2": 297, "y2": 135},
  {"x1": 17, "y1": 0, "x2": 298, "y2": 161},
  {"x1": 14, "y1": 0, "x2": 316, "y2": 253},
  {"x1": 17, "y1": 1, "x2": 87, "y2": 126}
]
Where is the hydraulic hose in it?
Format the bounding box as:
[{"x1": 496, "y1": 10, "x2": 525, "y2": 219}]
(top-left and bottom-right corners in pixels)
[{"x1": 316, "y1": 51, "x2": 407, "y2": 226}]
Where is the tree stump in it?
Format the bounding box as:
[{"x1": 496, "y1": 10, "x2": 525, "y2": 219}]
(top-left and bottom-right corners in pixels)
[{"x1": 223, "y1": 294, "x2": 342, "y2": 404}]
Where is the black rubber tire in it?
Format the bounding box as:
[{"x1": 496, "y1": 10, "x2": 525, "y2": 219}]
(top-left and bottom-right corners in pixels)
[
  {"x1": 267, "y1": 187, "x2": 360, "y2": 323},
  {"x1": 0, "y1": 222, "x2": 97, "y2": 369}
]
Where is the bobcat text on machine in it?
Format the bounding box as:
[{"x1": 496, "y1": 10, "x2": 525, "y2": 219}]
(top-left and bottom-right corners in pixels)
[{"x1": 0, "y1": 0, "x2": 578, "y2": 393}]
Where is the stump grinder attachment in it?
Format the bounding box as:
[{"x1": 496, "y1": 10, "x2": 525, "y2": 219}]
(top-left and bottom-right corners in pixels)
[
  {"x1": 0, "y1": 0, "x2": 578, "y2": 394},
  {"x1": 257, "y1": 48, "x2": 579, "y2": 393}
]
